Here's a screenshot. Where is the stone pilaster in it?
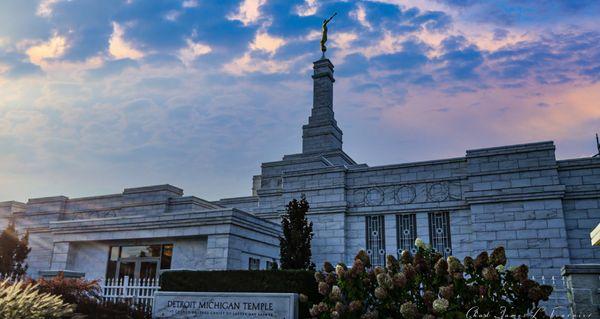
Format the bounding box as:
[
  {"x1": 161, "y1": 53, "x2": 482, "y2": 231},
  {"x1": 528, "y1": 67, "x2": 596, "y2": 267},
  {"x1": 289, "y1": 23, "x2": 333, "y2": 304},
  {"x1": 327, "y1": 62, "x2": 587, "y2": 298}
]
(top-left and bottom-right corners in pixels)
[
  {"x1": 562, "y1": 264, "x2": 600, "y2": 318},
  {"x1": 50, "y1": 242, "x2": 71, "y2": 271},
  {"x1": 302, "y1": 58, "x2": 343, "y2": 154}
]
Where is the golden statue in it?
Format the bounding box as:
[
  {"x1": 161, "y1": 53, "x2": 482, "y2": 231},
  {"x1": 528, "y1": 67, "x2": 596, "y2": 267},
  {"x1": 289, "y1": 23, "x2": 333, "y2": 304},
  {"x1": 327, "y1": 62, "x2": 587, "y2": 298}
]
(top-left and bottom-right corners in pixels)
[{"x1": 320, "y1": 12, "x2": 337, "y2": 57}]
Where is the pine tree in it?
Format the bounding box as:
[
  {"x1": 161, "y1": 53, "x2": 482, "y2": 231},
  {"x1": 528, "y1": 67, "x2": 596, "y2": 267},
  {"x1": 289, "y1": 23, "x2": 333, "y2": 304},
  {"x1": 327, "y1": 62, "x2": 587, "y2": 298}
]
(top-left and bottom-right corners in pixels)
[
  {"x1": 279, "y1": 195, "x2": 315, "y2": 270},
  {"x1": 0, "y1": 219, "x2": 31, "y2": 276}
]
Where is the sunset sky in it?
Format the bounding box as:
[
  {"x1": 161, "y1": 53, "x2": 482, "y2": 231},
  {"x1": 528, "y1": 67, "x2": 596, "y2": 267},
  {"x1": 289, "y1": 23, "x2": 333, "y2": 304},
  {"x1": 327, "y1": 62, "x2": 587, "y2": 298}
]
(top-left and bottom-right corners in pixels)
[{"x1": 1, "y1": 0, "x2": 599, "y2": 202}]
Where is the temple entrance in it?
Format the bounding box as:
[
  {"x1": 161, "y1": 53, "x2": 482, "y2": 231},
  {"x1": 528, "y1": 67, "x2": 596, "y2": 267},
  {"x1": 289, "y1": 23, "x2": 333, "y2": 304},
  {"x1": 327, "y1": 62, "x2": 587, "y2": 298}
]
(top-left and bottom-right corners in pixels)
[{"x1": 106, "y1": 244, "x2": 172, "y2": 279}]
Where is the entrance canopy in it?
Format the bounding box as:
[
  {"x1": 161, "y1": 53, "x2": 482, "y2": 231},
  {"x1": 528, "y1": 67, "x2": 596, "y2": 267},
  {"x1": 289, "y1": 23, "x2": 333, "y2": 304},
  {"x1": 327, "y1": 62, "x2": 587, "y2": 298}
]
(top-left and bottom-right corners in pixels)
[{"x1": 44, "y1": 208, "x2": 280, "y2": 279}]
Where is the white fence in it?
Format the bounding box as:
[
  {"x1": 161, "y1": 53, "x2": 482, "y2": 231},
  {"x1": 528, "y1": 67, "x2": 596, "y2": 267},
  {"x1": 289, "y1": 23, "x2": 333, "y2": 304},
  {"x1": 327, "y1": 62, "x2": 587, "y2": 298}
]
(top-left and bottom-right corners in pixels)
[{"x1": 100, "y1": 276, "x2": 161, "y2": 310}]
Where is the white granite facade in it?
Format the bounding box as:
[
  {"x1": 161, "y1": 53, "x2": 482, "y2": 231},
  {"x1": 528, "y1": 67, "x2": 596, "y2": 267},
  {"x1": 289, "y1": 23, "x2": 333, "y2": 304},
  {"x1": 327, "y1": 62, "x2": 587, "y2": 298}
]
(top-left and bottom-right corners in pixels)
[{"x1": 0, "y1": 57, "x2": 599, "y2": 284}]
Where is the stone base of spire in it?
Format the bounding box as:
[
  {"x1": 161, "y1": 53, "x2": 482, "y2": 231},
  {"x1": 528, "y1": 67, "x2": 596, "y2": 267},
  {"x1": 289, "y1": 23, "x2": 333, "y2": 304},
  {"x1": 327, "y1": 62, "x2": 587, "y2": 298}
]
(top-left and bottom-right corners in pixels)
[{"x1": 302, "y1": 58, "x2": 344, "y2": 154}]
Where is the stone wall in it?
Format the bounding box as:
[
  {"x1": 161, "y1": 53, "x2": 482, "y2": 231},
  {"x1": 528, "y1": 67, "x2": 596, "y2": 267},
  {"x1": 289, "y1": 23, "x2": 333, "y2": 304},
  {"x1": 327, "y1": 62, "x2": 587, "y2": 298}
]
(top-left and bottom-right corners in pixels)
[
  {"x1": 558, "y1": 158, "x2": 600, "y2": 264},
  {"x1": 25, "y1": 232, "x2": 54, "y2": 277},
  {"x1": 171, "y1": 238, "x2": 208, "y2": 271},
  {"x1": 465, "y1": 141, "x2": 570, "y2": 277},
  {"x1": 255, "y1": 154, "x2": 349, "y2": 266},
  {"x1": 213, "y1": 196, "x2": 259, "y2": 213},
  {"x1": 66, "y1": 242, "x2": 109, "y2": 280}
]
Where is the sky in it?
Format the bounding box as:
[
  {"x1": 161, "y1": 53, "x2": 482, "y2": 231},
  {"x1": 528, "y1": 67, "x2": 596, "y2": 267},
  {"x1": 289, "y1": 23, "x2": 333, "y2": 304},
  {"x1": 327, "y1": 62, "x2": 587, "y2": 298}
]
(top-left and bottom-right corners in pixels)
[{"x1": 0, "y1": 0, "x2": 599, "y2": 202}]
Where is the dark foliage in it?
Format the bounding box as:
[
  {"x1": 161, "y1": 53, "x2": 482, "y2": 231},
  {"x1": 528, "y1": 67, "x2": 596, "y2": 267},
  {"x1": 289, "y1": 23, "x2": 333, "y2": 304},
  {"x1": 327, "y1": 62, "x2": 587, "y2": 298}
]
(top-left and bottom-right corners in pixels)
[
  {"x1": 75, "y1": 299, "x2": 151, "y2": 319},
  {"x1": 160, "y1": 270, "x2": 321, "y2": 318},
  {"x1": 0, "y1": 219, "x2": 30, "y2": 276},
  {"x1": 280, "y1": 195, "x2": 315, "y2": 270},
  {"x1": 31, "y1": 272, "x2": 101, "y2": 304},
  {"x1": 30, "y1": 272, "x2": 150, "y2": 319}
]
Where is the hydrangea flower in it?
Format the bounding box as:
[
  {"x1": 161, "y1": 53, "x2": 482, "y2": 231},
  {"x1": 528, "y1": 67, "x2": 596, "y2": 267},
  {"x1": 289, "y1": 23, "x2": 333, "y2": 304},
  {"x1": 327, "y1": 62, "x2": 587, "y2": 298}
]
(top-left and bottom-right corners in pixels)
[
  {"x1": 335, "y1": 264, "x2": 346, "y2": 278},
  {"x1": 330, "y1": 285, "x2": 341, "y2": 301},
  {"x1": 374, "y1": 286, "x2": 387, "y2": 299},
  {"x1": 414, "y1": 238, "x2": 426, "y2": 249},
  {"x1": 400, "y1": 301, "x2": 418, "y2": 319},
  {"x1": 376, "y1": 272, "x2": 393, "y2": 289},
  {"x1": 433, "y1": 298, "x2": 449, "y2": 313},
  {"x1": 318, "y1": 281, "x2": 329, "y2": 296}
]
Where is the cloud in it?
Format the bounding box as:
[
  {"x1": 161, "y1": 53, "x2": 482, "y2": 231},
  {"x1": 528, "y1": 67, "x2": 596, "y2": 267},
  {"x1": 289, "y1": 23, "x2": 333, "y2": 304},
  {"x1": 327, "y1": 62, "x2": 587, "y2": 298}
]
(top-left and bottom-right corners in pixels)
[
  {"x1": 0, "y1": 38, "x2": 9, "y2": 49},
  {"x1": 350, "y1": 4, "x2": 372, "y2": 30},
  {"x1": 250, "y1": 30, "x2": 286, "y2": 55},
  {"x1": 0, "y1": 51, "x2": 43, "y2": 78},
  {"x1": 227, "y1": 0, "x2": 266, "y2": 26},
  {"x1": 437, "y1": 38, "x2": 483, "y2": 81},
  {"x1": 223, "y1": 52, "x2": 291, "y2": 75},
  {"x1": 2, "y1": 0, "x2": 600, "y2": 203},
  {"x1": 109, "y1": 22, "x2": 144, "y2": 60},
  {"x1": 36, "y1": 0, "x2": 61, "y2": 17},
  {"x1": 371, "y1": 40, "x2": 429, "y2": 71},
  {"x1": 164, "y1": 10, "x2": 181, "y2": 22},
  {"x1": 295, "y1": 0, "x2": 318, "y2": 17},
  {"x1": 182, "y1": 0, "x2": 198, "y2": 8},
  {"x1": 330, "y1": 32, "x2": 358, "y2": 55},
  {"x1": 178, "y1": 39, "x2": 212, "y2": 66},
  {"x1": 86, "y1": 58, "x2": 138, "y2": 78},
  {"x1": 25, "y1": 33, "x2": 68, "y2": 65}
]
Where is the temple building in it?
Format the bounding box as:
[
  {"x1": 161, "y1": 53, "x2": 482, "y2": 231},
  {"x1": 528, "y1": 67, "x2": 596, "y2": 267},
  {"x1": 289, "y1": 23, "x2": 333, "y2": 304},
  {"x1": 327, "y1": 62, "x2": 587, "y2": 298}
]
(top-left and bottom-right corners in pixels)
[{"x1": 0, "y1": 56, "x2": 599, "y2": 282}]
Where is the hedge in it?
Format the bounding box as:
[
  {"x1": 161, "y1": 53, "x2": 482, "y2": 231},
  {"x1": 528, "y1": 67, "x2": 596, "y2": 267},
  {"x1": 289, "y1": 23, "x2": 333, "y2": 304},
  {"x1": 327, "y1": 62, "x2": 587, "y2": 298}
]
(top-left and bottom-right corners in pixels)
[{"x1": 160, "y1": 270, "x2": 320, "y2": 318}]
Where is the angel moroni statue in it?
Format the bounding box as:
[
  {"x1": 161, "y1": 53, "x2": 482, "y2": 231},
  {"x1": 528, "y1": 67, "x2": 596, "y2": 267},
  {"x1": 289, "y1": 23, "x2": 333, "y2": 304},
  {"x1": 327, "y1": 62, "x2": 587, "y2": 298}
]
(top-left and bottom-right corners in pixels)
[{"x1": 320, "y1": 12, "x2": 337, "y2": 57}]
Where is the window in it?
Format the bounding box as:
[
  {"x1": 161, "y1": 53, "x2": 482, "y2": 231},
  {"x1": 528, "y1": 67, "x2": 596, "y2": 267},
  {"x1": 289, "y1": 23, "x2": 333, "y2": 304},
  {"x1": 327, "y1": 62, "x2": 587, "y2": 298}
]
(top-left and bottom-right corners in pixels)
[
  {"x1": 266, "y1": 260, "x2": 276, "y2": 270},
  {"x1": 105, "y1": 244, "x2": 173, "y2": 279},
  {"x1": 160, "y1": 244, "x2": 173, "y2": 270},
  {"x1": 249, "y1": 257, "x2": 260, "y2": 270},
  {"x1": 428, "y1": 212, "x2": 452, "y2": 257},
  {"x1": 366, "y1": 215, "x2": 386, "y2": 267},
  {"x1": 397, "y1": 213, "x2": 417, "y2": 256}
]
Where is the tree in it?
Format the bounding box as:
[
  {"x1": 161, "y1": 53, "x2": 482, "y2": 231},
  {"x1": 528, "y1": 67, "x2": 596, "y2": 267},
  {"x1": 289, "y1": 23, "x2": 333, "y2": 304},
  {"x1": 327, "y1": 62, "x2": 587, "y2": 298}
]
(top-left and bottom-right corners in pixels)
[
  {"x1": 0, "y1": 219, "x2": 31, "y2": 276},
  {"x1": 279, "y1": 195, "x2": 314, "y2": 270}
]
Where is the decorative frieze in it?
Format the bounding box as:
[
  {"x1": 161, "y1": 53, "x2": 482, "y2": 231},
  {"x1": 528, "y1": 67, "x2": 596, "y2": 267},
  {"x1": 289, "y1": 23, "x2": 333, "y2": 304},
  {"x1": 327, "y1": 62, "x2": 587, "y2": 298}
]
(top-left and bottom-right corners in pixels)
[
  {"x1": 349, "y1": 181, "x2": 463, "y2": 207},
  {"x1": 63, "y1": 210, "x2": 119, "y2": 220}
]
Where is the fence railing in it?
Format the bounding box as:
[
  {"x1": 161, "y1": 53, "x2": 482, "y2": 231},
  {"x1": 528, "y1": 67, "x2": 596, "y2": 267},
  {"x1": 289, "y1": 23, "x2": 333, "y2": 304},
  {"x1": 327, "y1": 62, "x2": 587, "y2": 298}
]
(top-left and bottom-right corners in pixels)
[
  {"x1": 100, "y1": 276, "x2": 161, "y2": 310},
  {"x1": 0, "y1": 273, "x2": 26, "y2": 282}
]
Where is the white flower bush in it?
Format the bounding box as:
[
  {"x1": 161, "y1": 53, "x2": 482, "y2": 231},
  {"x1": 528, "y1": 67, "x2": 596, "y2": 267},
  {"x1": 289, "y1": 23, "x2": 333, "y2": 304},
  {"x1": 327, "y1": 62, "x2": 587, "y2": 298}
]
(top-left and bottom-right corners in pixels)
[{"x1": 309, "y1": 243, "x2": 554, "y2": 318}]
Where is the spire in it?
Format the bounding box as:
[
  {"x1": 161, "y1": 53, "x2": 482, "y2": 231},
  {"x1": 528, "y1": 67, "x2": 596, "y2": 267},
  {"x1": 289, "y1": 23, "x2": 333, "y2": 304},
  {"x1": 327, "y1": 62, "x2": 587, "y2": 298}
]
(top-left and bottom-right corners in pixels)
[
  {"x1": 302, "y1": 58, "x2": 343, "y2": 154},
  {"x1": 594, "y1": 133, "x2": 600, "y2": 157}
]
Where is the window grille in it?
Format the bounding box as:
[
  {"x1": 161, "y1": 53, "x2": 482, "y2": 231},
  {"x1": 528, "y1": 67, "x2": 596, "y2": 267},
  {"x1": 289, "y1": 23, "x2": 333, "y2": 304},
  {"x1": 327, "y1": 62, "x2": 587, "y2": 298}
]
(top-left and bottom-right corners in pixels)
[
  {"x1": 428, "y1": 212, "x2": 452, "y2": 257},
  {"x1": 396, "y1": 213, "x2": 417, "y2": 256},
  {"x1": 248, "y1": 257, "x2": 260, "y2": 270},
  {"x1": 365, "y1": 215, "x2": 386, "y2": 267}
]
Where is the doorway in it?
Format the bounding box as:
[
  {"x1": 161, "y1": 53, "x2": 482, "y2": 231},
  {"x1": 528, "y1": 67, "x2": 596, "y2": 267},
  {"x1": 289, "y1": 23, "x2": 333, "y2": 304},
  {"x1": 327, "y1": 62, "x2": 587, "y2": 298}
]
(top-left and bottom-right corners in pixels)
[
  {"x1": 106, "y1": 244, "x2": 172, "y2": 280},
  {"x1": 116, "y1": 257, "x2": 160, "y2": 279}
]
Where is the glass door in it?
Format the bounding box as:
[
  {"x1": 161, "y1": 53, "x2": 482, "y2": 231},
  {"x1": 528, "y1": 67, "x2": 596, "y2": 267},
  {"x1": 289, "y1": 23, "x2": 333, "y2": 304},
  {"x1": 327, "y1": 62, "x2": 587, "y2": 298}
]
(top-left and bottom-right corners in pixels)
[
  {"x1": 117, "y1": 259, "x2": 136, "y2": 279},
  {"x1": 106, "y1": 244, "x2": 173, "y2": 279},
  {"x1": 139, "y1": 258, "x2": 159, "y2": 279},
  {"x1": 116, "y1": 257, "x2": 160, "y2": 279}
]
